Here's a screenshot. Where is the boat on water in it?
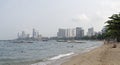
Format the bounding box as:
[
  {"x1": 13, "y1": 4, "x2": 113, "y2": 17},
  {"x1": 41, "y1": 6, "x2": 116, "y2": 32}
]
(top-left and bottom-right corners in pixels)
[{"x1": 57, "y1": 40, "x2": 67, "y2": 42}]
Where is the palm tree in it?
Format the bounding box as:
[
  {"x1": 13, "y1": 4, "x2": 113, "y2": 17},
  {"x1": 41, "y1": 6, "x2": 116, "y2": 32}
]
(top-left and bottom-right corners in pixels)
[{"x1": 105, "y1": 13, "x2": 120, "y2": 42}]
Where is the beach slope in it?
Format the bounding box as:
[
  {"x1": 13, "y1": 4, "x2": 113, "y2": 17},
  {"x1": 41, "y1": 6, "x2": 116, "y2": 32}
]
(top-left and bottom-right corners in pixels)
[{"x1": 61, "y1": 44, "x2": 120, "y2": 65}]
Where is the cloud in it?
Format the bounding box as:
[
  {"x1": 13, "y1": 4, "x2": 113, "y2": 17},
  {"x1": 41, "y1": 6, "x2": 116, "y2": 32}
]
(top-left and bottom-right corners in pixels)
[{"x1": 72, "y1": 14, "x2": 90, "y2": 22}]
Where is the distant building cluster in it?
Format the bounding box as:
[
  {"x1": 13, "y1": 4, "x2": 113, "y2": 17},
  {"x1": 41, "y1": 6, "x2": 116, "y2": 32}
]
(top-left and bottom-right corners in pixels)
[
  {"x1": 17, "y1": 28, "x2": 42, "y2": 40},
  {"x1": 32, "y1": 28, "x2": 42, "y2": 39},
  {"x1": 16, "y1": 27, "x2": 104, "y2": 41},
  {"x1": 57, "y1": 27, "x2": 84, "y2": 38},
  {"x1": 57, "y1": 27, "x2": 97, "y2": 39}
]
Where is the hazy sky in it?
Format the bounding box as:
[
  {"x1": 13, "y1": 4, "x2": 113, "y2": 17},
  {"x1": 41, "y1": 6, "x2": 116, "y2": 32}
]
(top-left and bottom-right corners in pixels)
[{"x1": 0, "y1": 0, "x2": 120, "y2": 40}]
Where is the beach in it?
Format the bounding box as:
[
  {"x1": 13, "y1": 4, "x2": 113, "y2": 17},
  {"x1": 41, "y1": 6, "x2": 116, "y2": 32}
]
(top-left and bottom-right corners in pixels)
[{"x1": 61, "y1": 43, "x2": 120, "y2": 65}]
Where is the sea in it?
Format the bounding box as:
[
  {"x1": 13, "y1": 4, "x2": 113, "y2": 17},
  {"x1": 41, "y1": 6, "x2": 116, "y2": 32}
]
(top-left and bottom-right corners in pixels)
[{"x1": 0, "y1": 40, "x2": 103, "y2": 65}]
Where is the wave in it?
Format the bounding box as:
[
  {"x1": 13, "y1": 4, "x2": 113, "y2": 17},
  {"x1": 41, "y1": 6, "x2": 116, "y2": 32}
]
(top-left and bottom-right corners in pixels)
[
  {"x1": 31, "y1": 52, "x2": 74, "y2": 65},
  {"x1": 49, "y1": 52, "x2": 74, "y2": 60}
]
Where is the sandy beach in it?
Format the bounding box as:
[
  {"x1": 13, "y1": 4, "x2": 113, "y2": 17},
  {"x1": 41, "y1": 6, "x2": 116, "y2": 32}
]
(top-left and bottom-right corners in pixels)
[{"x1": 61, "y1": 43, "x2": 120, "y2": 65}]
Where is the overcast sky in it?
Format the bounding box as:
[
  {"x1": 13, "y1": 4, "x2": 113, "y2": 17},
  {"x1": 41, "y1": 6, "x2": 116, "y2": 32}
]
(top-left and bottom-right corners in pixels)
[{"x1": 0, "y1": 0, "x2": 120, "y2": 40}]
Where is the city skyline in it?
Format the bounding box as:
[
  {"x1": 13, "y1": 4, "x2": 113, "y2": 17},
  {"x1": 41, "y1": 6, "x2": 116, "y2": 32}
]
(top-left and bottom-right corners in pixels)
[
  {"x1": 0, "y1": 0, "x2": 120, "y2": 40},
  {"x1": 17, "y1": 28, "x2": 42, "y2": 39},
  {"x1": 18, "y1": 27, "x2": 96, "y2": 38},
  {"x1": 57, "y1": 27, "x2": 97, "y2": 39},
  {"x1": 17, "y1": 27, "x2": 98, "y2": 40}
]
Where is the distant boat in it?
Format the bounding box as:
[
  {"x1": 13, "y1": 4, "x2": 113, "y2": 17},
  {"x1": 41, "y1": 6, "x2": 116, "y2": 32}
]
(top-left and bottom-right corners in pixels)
[
  {"x1": 42, "y1": 39, "x2": 48, "y2": 41},
  {"x1": 57, "y1": 40, "x2": 67, "y2": 42}
]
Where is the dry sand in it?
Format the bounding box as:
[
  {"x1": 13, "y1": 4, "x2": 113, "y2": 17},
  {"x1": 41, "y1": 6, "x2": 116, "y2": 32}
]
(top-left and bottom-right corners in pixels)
[{"x1": 61, "y1": 43, "x2": 120, "y2": 65}]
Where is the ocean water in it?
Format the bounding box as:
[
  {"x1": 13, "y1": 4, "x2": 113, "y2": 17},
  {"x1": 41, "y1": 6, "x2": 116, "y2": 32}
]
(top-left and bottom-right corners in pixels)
[{"x1": 0, "y1": 40, "x2": 103, "y2": 65}]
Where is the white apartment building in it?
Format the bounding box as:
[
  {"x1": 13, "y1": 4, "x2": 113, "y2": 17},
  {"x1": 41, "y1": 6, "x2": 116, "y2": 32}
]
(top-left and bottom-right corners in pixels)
[
  {"x1": 76, "y1": 27, "x2": 84, "y2": 38},
  {"x1": 57, "y1": 29, "x2": 66, "y2": 38},
  {"x1": 57, "y1": 28, "x2": 76, "y2": 38},
  {"x1": 66, "y1": 28, "x2": 76, "y2": 38},
  {"x1": 87, "y1": 27, "x2": 94, "y2": 37}
]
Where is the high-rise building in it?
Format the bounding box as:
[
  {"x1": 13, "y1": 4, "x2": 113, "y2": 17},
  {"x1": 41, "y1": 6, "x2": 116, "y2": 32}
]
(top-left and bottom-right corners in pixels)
[
  {"x1": 66, "y1": 28, "x2": 76, "y2": 38},
  {"x1": 57, "y1": 28, "x2": 76, "y2": 38},
  {"x1": 17, "y1": 32, "x2": 20, "y2": 39},
  {"x1": 72, "y1": 29, "x2": 76, "y2": 37},
  {"x1": 32, "y1": 28, "x2": 40, "y2": 39},
  {"x1": 17, "y1": 28, "x2": 42, "y2": 40},
  {"x1": 32, "y1": 28, "x2": 36, "y2": 38},
  {"x1": 17, "y1": 31, "x2": 28, "y2": 39},
  {"x1": 76, "y1": 27, "x2": 84, "y2": 38},
  {"x1": 87, "y1": 27, "x2": 94, "y2": 37},
  {"x1": 21, "y1": 31, "x2": 25, "y2": 38},
  {"x1": 57, "y1": 28, "x2": 66, "y2": 38}
]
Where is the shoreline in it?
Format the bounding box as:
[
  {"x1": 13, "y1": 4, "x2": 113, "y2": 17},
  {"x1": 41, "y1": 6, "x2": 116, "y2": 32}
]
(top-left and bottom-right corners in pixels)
[
  {"x1": 59, "y1": 45, "x2": 102, "y2": 65},
  {"x1": 61, "y1": 43, "x2": 120, "y2": 65},
  {"x1": 47, "y1": 43, "x2": 103, "y2": 65},
  {"x1": 31, "y1": 43, "x2": 103, "y2": 65}
]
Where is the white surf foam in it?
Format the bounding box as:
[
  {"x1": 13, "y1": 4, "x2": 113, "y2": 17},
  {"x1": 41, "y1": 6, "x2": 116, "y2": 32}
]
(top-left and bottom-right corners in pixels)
[
  {"x1": 49, "y1": 52, "x2": 74, "y2": 60},
  {"x1": 31, "y1": 52, "x2": 74, "y2": 65},
  {"x1": 31, "y1": 62, "x2": 46, "y2": 65}
]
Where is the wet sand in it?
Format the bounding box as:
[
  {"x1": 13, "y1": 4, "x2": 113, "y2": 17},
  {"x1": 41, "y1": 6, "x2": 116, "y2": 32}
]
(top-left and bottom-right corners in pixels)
[{"x1": 61, "y1": 43, "x2": 120, "y2": 65}]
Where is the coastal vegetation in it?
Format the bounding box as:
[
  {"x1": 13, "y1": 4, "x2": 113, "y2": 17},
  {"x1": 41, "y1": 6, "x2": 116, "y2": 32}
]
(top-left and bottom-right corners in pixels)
[{"x1": 105, "y1": 13, "x2": 120, "y2": 42}]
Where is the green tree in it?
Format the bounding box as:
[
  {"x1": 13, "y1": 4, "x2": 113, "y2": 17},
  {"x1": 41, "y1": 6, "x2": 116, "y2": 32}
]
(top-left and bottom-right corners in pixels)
[{"x1": 105, "y1": 13, "x2": 120, "y2": 42}]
